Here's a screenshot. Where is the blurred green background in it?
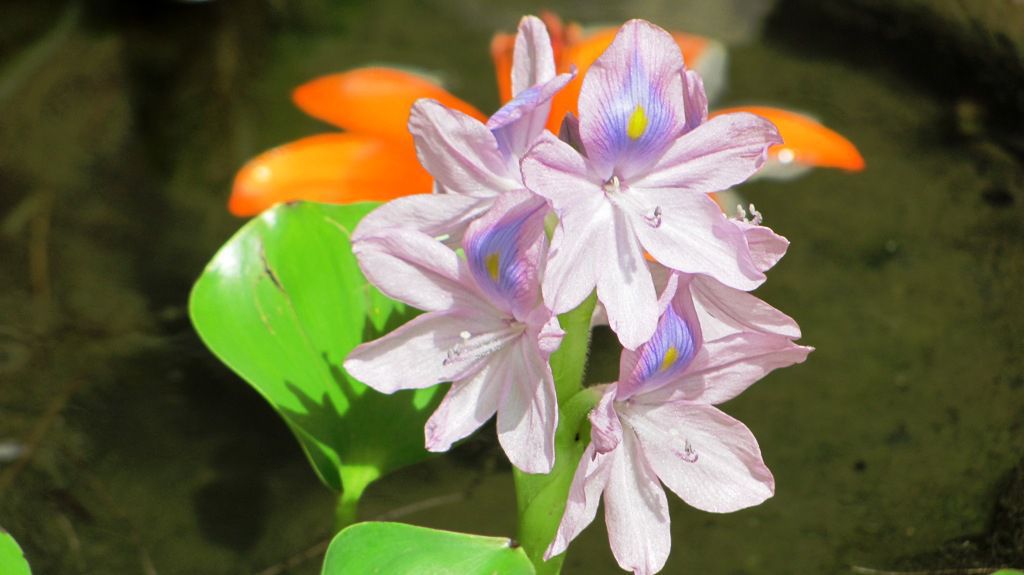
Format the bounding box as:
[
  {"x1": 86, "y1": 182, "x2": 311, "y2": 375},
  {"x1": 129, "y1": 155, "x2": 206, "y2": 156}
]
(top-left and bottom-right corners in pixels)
[{"x1": 1, "y1": 0, "x2": 1022, "y2": 573}]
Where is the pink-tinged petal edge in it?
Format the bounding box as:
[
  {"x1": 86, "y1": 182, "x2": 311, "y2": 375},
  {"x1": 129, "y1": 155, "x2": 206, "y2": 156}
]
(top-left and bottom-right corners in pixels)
[
  {"x1": 691, "y1": 275, "x2": 801, "y2": 340},
  {"x1": 351, "y1": 230, "x2": 482, "y2": 312},
  {"x1": 511, "y1": 15, "x2": 556, "y2": 97},
  {"x1": 632, "y1": 192, "x2": 765, "y2": 291},
  {"x1": 535, "y1": 313, "x2": 564, "y2": 357},
  {"x1": 603, "y1": 429, "x2": 672, "y2": 575},
  {"x1": 423, "y1": 347, "x2": 507, "y2": 452},
  {"x1": 539, "y1": 199, "x2": 612, "y2": 316},
  {"x1": 409, "y1": 99, "x2": 519, "y2": 197},
  {"x1": 489, "y1": 70, "x2": 576, "y2": 160},
  {"x1": 633, "y1": 112, "x2": 782, "y2": 194},
  {"x1": 352, "y1": 192, "x2": 488, "y2": 246},
  {"x1": 681, "y1": 69, "x2": 709, "y2": 133},
  {"x1": 738, "y1": 220, "x2": 789, "y2": 273},
  {"x1": 344, "y1": 311, "x2": 503, "y2": 394},
  {"x1": 590, "y1": 384, "x2": 623, "y2": 454},
  {"x1": 624, "y1": 401, "x2": 775, "y2": 513},
  {"x1": 644, "y1": 332, "x2": 812, "y2": 406},
  {"x1": 596, "y1": 208, "x2": 659, "y2": 350},
  {"x1": 545, "y1": 443, "x2": 614, "y2": 560},
  {"x1": 496, "y1": 338, "x2": 558, "y2": 473},
  {"x1": 521, "y1": 130, "x2": 599, "y2": 209}
]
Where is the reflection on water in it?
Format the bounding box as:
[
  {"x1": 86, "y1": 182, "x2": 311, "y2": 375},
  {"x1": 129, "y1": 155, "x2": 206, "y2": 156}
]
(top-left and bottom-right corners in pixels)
[{"x1": 0, "y1": 1, "x2": 1021, "y2": 573}]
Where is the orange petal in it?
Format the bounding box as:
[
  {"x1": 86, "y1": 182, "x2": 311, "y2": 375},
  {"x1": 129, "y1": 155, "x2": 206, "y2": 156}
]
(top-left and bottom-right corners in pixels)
[
  {"x1": 672, "y1": 32, "x2": 711, "y2": 67},
  {"x1": 491, "y1": 33, "x2": 515, "y2": 104},
  {"x1": 547, "y1": 27, "x2": 619, "y2": 131},
  {"x1": 292, "y1": 68, "x2": 486, "y2": 141},
  {"x1": 713, "y1": 106, "x2": 865, "y2": 171},
  {"x1": 229, "y1": 134, "x2": 433, "y2": 216}
]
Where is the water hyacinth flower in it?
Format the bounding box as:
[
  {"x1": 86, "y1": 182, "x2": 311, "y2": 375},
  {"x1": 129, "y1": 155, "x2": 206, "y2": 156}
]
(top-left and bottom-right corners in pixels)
[
  {"x1": 352, "y1": 15, "x2": 574, "y2": 244},
  {"x1": 344, "y1": 191, "x2": 563, "y2": 473},
  {"x1": 229, "y1": 13, "x2": 862, "y2": 217},
  {"x1": 493, "y1": 12, "x2": 864, "y2": 180},
  {"x1": 546, "y1": 275, "x2": 812, "y2": 574},
  {"x1": 522, "y1": 19, "x2": 782, "y2": 349},
  {"x1": 491, "y1": 11, "x2": 730, "y2": 134}
]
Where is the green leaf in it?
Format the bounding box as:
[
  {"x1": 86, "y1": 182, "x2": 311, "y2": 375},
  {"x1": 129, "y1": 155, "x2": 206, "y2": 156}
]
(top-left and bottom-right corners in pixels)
[
  {"x1": 322, "y1": 522, "x2": 535, "y2": 575},
  {"x1": 189, "y1": 202, "x2": 443, "y2": 508},
  {"x1": 991, "y1": 570, "x2": 1024, "y2": 575},
  {"x1": 514, "y1": 294, "x2": 599, "y2": 575},
  {"x1": 0, "y1": 530, "x2": 32, "y2": 575}
]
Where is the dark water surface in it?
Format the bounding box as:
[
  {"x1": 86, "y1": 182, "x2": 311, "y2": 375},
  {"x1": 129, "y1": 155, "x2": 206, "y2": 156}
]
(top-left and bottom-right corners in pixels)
[{"x1": 1, "y1": 0, "x2": 1021, "y2": 573}]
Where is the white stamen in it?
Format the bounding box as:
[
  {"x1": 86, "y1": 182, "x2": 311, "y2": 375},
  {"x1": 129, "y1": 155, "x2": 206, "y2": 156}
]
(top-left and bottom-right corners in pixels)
[
  {"x1": 748, "y1": 204, "x2": 763, "y2": 225},
  {"x1": 734, "y1": 203, "x2": 763, "y2": 226},
  {"x1": 602, "y1": 175, "x2": 621, "y2": 195},
  {"x1": 443, "y1": 325, "x2": 523, "y2": 367}
]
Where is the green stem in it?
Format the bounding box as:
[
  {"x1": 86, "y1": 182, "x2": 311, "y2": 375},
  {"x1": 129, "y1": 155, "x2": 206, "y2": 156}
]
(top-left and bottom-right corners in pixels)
[
  {"x1": 334, "y1": 488, "x2": 361, "y2": 533},
  {"x1": 514, "y1": 387, "x2": 602, "y2": 574},
  {"x1": 514, "y1": 293, "x2": 600, "y2": 575},
  {"x1": 334, "y1": 466, "x2": 378, "y2": 533},
  {"x1": 550, "y1": 293, "x2": 597, "y2": 404}
]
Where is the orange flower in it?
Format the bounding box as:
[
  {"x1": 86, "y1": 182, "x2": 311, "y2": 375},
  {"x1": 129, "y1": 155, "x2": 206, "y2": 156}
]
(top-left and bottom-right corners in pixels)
[
  {"x1": 229, "y1": 13, "x2": 863, "y2": 217},
  {"x1": 229, "y1": 68, "x2": 485, "y2": 216}
]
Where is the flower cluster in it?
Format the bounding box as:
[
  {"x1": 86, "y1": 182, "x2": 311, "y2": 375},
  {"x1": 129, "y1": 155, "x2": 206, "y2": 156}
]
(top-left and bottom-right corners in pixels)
[{"x1": 344, "y1": 16, "x2": 811, "y2": 575}]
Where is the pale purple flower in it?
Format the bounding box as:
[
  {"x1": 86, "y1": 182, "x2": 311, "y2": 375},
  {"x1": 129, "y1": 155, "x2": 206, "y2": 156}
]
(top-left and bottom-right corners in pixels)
[
  {"x1": 521, "y1": 19, "x2": 782, "y2": 349},
  {"x1": 353, "y1": 15, "x2": 573, "y2": 244},
  {"x1": 545, "y1": 275, "x2": 812, "y2": 574},
  {"x1": 344, "y1": 191, "x2": 562, "y2": 473}
]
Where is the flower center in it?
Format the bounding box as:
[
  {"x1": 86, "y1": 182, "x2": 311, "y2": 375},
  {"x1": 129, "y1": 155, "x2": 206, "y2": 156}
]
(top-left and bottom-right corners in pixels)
[
  {"x1": 602, "y1": 176, "x2": 662, "y2": 228},
  {"x1": 602, "y1": 175, "x2": 622, "y2": 195}
]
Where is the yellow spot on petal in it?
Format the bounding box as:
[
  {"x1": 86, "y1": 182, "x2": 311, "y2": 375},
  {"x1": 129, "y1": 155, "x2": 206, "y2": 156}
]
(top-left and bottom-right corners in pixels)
[
  {"x1": 627, "y1": 104, "x2": 648, "y2": 140},
  {"x1": 660, "y1": 346, "x2": 678, "y2": 372},
  {"x1": 485, "y1": 252, "x2": 500, "y2": 281}
]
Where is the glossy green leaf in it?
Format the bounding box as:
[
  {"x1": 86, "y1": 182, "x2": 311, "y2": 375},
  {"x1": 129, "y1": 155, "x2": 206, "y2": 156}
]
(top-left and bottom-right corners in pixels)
[
  {"x1": 0, "y1": 530, "x2": 32, "y2": 575},
  {"x1": 189, "y1": 202, "x2": 443, "y2": 507},
  {"x1": 322, "y1": 522, "x2": 535, "y2": 575}
]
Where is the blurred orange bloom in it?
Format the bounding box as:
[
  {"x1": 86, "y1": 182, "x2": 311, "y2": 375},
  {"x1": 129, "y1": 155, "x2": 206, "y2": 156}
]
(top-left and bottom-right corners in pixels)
[
  {"x1": 229, "y1": 68, "x2": 485, "y2": 216},
  {"x1": 229, "y1": 12, "x2": 864, "y2": 217}
]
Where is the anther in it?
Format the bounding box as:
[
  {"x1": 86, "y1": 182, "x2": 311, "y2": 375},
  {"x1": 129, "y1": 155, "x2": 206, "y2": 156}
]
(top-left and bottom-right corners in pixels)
[
  {"x1": 602, "y1": 175, "x2": 621, "y2": 195},
  {"x1": 680, "y1": 440, "x2": 699, "y2": 463},
  {"x1": 644, "y1": 206, "x2": 662, "y2": 228},
  {"x1": 748, "y1": 204, "x2": 763, "y2": 225}
]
